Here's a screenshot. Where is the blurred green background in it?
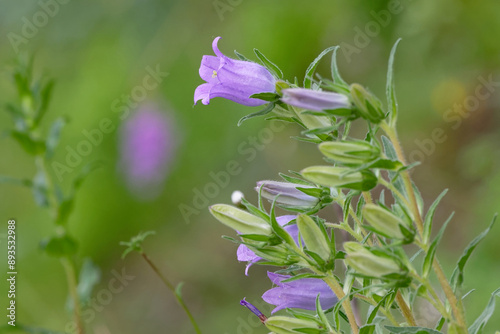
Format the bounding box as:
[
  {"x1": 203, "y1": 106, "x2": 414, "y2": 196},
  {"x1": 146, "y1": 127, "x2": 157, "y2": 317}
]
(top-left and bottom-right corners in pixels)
[{"x1": 1, "y1": 0, "x2": 499, "y2": 333}]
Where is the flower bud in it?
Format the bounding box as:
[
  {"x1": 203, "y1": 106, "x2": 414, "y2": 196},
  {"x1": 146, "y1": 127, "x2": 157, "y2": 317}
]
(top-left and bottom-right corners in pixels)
[
  {"x1": 362, "y1": 204, "x2": 412, "y2": 240},
  {"x1": 256, "y1": 181, "x2": 320, "y2": 209},
  {"x1": 265, "y1": 316, "x2": 322, "y2": 334},
  {"x1": 209, "y1": 204, "x2": 272, "y2": 235},
  {"x1": 301, "y1": 166, "x2": 377, "y2": 191},
  {"x1": 281, "y1": 88, "x2": 351, "y2": 115},
  {"x1": 296, "y1": 214, "x2": 331, "y2": 261},
  {"x1": 350, "y1": 83, "x2": 386, "y2": 123},
  {"x1": 319, "y1": 140, "x2": 380, "y2": 165},
  {"x1": 344, "y1": 242, "x2": 403, "y2": 278}
]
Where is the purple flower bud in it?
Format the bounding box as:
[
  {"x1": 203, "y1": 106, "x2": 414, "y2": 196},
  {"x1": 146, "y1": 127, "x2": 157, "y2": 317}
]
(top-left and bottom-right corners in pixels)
[
  {"x1": 262, "y1": 272, "x2": 338, "y2": 314},
  {"x1": 256, "y1": 180, "x2": 319, "y2": 209},
  {"x1": 237, "y1": 215, "x2": 297, "y2": 275},
  {"x1": 118, "y1": 106, "x2": 175, "y2": 200},
  {"x1": 194, "y1": 37, "x2": 276, "y2": 107},
  {"x1": 281, "y1": 88, "x2": 351, "y2": 112},
  {"x1": 240, "y1": 298, "x2": 267, "y2": 323}
]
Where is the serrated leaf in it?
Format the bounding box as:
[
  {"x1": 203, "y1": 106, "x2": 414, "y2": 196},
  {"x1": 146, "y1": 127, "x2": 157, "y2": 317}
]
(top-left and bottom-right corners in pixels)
[
  {"x1": 386, "y1": 39, "x2": 401, "y2": 127},
  {"x1": 238, "y1": 102, "x2": 275, "y2": 126},
  {"x1": 253, "y1": 48, "x2": 283, "y2": 78},
  {"x1": 422, "y1": 213, "x2": 454, "y2": 278},
  {"x1": 468, "y1": 288, "x2": 500, "y2": 334},
  {"x1": 451, "y1": 214, "x2": 496, "y2": 291},
  {"x1": 331, "y1": 46, "x2": 348, "y2": 87},
  {"x1": 423, "y1": 189, "x2": 449, "y2": 245},
  {"x1": 234, "y1": 50, "x2": 250, "y2": 61},
  {"x1": 304, "y1": 46, "x2": 337, "y2": 89}
]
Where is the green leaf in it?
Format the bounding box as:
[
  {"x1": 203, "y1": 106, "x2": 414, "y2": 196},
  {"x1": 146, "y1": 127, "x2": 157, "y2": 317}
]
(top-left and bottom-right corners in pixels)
[
  {"x1": 120, "y1": 231, "x2": 156, "y2": 259},
  {"x1": 0, "y1": 175, "x2": 32, "y2": 187},
  {"x1": 55, "y1": 198, "x2": 74, "y2": 226},
  {"x1": 234, "y1": 50, "x2": 250, "y2": 61},
  {"x1": 451, "y1": 214, "x2": 496, "y2": 291},
  {"x1": 35, "y1": 79, "x2": 54, "y2": 126},
  {"x1": 66, "y1": 258, "x2": 101, "y2": 311},
  {"x1": 304, "y1": 46, "x2": 337, "y2": 89},
  {"x1": 423, "y1": 189, "x2": 448, "y2": 245},
  {"x1": 331, "y1": 46, "x2": 348, "y2": 87},
  {"x1": 10, "y1": 130, "x2": 45, "y2": 155},
  {"x1": 249, "y1": 92, "x2": 280, "y2": 102},
  {"x1": 253, "y1": 48, "x2": 283, "y2": 78},
  {"x1": 46, "y1": 117, "x2": 67, "y2": 159},
  {"x1": 468, "y1": 288, "x2": 500, "y2": 334},
  {"x1": 360, "y1": 324, "x2": 376, "y2": 334},
  {"x1": 238, "y1": 102, "x2": 275, "y2": 126},
  {"x1": 41, "y1": 235, "x2": 78, "y2": 257},
  {"x1": 382, "y1": 135, "x2": 406, "y2": 195},
  {"x1": 279, "y1": 172, "x2": 314, "y2": 186},
  {"x1": 175, "y1": 282, "x2": 185, "y2": 298},
  {"x1": 386, "y1": 38, "x2": 401, "y2": 127},
  {"x1": 385, "y1": 325, "x2": 443, "y2": 334},
  {"x1": 422, "y1": 213, "x2": 453, "y2": 278},
  {"x1": 270, "y1": 199, "x2": 295, "y2": 246}
]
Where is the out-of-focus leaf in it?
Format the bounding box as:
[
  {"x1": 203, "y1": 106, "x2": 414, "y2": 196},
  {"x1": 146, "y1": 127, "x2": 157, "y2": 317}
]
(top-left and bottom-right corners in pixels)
[
  {"x1": 468, "y1": 288, "x2": 500, "y2": 334},
  {"x1": 41, "y1": 235, "x2": 78, "y2": 257},
  {"x1": 46, "y1": 117, "x2": 67, "y2": 159}
]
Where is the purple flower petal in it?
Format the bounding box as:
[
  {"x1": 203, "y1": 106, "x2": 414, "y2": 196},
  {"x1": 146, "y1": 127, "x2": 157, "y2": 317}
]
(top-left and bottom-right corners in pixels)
[
  {"x1": 262, "y1": 271, "x2": 338, "y2": 314},
  {"x1": 194, "y1": 37, "x2": 276, "y2": 107},
  {"x1": 282, "y1": 88, "x2": 350, "y2": 112}
]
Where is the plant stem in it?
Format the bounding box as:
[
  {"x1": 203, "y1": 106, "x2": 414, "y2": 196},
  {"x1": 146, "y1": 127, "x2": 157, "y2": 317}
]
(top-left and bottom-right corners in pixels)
[
  {"x1": 381, "y1": 122, "x2": 468, "y2": 331},
  {"x1": 141, "y1": 252, "x2": 202, "y2": 334},
  {"x1": 395, "y1": 291, "x2": 417, "y2": 326},
  {"x1": 322, "y1": 272, "x2": 359, "y2": 334},
  {"x1": 61, "y1": 258, "x2": 84, "y2": 334},
  {"x1": 354, "y1": 294, "x2": 399, "y2": 326}
]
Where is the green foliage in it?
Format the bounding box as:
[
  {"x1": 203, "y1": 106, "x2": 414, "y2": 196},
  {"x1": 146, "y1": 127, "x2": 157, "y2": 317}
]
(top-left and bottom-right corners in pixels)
[{"x1": 120, "y1": 231, "x2": 156, "y2": 259}]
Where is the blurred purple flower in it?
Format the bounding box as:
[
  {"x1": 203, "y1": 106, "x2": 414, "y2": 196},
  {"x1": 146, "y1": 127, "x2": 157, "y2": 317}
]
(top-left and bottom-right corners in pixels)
[
  {"x1": 262, "y1": 272, "x2": 338, "y2": 314},
  {"x1": 194, "y1": 37, "x2": 276, "y2": 107},
  {"x1": 281, "y1": 88, "x2": 350, "y2": 111},
  {"x1": 237, "y1": 215, "x2": 297, "y2": 275},
  {"x1": 119, "y1": 107, "x2": 175, "y2": 200}
]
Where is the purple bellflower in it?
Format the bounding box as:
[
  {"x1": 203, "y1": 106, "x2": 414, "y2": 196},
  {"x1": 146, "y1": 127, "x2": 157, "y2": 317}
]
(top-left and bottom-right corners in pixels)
[
  {"x1": 237, "y1": 215, "x2": 297, "y2": 276},
  {"x1": 118, "y1": 106, "x2": 175, "y2": 200},
  {"x1": 281, "y1": 88, "x2": 350, "y2": 111},
  {"x1": 262, "y1": 272, "x2": 338, "y2": 314},
  {"x1": 194, "y1": 37, "x2": 276, "y2": 107}
]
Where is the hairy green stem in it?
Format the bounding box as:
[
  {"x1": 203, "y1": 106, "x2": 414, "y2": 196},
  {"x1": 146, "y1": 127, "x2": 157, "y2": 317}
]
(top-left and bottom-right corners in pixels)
[
  {"x1": 141, "y1": 253, "x2": 202, "y2": 334},
  {"x1": 322, "y1": 272, "x2": 359, "y2": 334},
  {"x1": 381, "y1": 121, "x2": 467, "y2": 331},
  {"x1": 395, "y1": 291, "x2": 417, "y2": 326}
]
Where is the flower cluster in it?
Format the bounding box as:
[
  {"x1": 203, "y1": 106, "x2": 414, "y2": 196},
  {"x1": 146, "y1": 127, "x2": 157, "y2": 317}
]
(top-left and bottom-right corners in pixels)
[{"x1": 196, "y1": 37, "x2": 497, "y2": 334}]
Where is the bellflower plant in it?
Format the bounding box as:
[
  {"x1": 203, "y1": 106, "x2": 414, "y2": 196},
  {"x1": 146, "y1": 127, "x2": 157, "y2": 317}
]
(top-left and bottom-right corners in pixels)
[{"x1": 199, "y1": 37, "x2": 499, "y2": 334}]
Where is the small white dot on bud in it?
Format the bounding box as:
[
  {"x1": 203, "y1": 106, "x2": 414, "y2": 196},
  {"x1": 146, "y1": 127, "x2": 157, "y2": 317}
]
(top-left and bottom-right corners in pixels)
[{"x1": 231, "y1": 190, "x2": 244, "y2": 205}]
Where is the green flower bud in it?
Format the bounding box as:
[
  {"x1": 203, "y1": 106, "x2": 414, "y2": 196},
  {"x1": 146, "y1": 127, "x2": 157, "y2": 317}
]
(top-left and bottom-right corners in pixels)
[
  {"x1": 296, "y1": 214, "x2": 331, "y2": 261},
  {"x1": 209, "y1": 204, "x2": 272, "y2": 236},
  {"x1": 362, "y1": 204, "x2": 412, "y2": 240},
  {"x1": 301, "y1": 166, "x2": 377, "y2": 191},
  {"x1": 319, "y1": 140, "x2": 380, "y2": 165},
  {"x1": 344, "y1": 242, "x2": 403, "y2": 278},
  {"x1": 265, "y1": 316, "x2": 322, "y2": 334},
  {"x1": 350, "y1": 83, "x2": 386, "y2": 123}
]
